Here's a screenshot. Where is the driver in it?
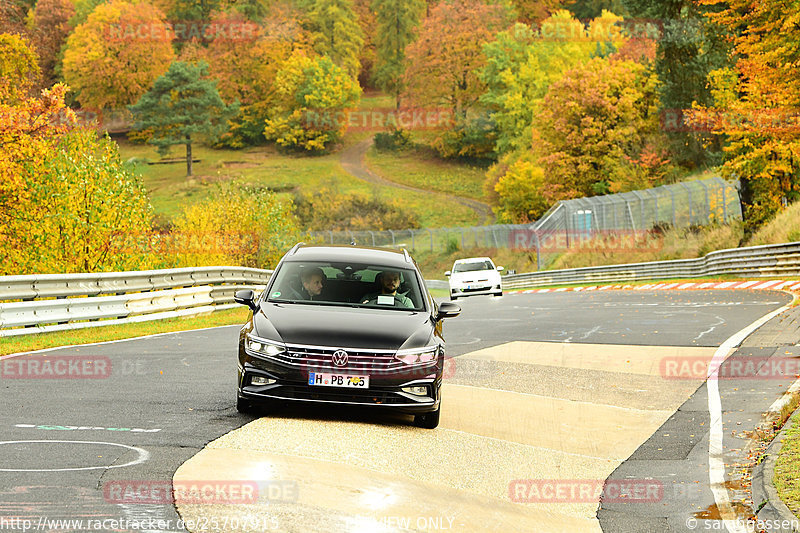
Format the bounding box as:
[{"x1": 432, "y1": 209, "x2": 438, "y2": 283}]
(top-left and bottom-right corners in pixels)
[{"x1": 361, "y1": 270, "x2": 413, "y2": 308}]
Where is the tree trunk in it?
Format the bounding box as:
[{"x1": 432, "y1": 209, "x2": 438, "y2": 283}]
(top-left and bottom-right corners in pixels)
[{"x1": 186, "y1": 136, "x2": 192, "y2": 177}]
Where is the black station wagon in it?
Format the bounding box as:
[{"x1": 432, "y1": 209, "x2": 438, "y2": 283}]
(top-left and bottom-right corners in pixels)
[{"x1": 233, "y1": 243, "x2": 461, "y2": 428}]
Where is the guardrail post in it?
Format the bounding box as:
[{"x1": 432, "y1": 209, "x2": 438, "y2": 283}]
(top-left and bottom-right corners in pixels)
[
  {"x1": 428, "y1": 229, "x2": 433, "y2": 252},
  {"x1": 389, "y1": 229, "x2": 395, "y2": 246}
]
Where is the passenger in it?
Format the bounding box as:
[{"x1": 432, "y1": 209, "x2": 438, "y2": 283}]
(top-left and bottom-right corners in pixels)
[
  {"x1": 287, "y1": 267, "x2": 325, "y2": 301},
  {"x1": 361, "y1": 270, "x2": 413, "y2": 308}
]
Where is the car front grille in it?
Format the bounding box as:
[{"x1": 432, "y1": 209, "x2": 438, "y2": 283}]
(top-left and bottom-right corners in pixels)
[
  {"x1": 268, "y1": 385, "x2": 411, "y2": 405},
  {"x1": 272, "y1": 343, "x2": 405, "y2": 373}
]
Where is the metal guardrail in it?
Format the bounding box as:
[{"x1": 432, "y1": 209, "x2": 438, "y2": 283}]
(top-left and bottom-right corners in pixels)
[
  {"x1": 500, "y1": 242, "x2": 800, "y2": 289},
  {"x1": 4, "y1": 242, "x2": 798, "y2": 337},
  {"x1": 0, "y1": 267, "x2": 273, "y2": 337}
]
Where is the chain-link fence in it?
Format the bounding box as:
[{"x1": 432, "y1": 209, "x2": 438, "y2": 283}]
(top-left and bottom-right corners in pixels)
[{"x1": 307, "y1": 177, "x2": 742, "y2": 269}]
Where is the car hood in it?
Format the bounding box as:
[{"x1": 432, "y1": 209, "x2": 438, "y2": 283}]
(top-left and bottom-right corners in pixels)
[{"x1": 254, "y1": 303, "x2": 433, "y2": 351}]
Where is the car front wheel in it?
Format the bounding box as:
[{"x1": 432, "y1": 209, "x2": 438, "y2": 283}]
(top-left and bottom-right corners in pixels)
[{"x1": 414, "y1": 405, "x2": 441, "y2": 429}]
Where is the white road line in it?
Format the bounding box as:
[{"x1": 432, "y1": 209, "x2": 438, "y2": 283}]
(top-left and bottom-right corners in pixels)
[
  {"x1": 0, "y1": 440, "x2": 150, "y2": 472},
  {"x1": 706, "y1": 295, "x2": 796, "y2": 533}
]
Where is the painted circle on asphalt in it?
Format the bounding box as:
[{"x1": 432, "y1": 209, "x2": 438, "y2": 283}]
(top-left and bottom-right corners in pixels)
[{"x1": 0, "y1": 440, "x2": 150, "y2": 472}]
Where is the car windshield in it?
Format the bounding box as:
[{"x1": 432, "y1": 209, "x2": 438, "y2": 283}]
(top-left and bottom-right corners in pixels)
[
  {"x1": 266, "y1": 261, "x2": 426, "y2": 311},
  {"x1": 453, "y1": 261, "x2": 494, "y2": 273}
]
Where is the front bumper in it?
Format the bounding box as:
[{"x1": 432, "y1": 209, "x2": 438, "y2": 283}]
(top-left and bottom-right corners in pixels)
[
  {"x1": 237, "y1": 347, "x2": 442, "y2": 414},
  {"x1": 450, "y1": 283, "x2": 502, "y2": 297}
]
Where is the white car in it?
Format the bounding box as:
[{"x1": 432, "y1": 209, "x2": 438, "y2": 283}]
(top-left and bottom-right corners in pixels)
[{"x1": 445, "y1": 257, "x2": 504, "y2": 300}]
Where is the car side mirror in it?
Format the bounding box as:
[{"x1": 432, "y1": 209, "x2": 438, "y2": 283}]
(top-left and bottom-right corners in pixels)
[
  {"x1": 436, "y1": 302, "x2": 460, "y2": 321},
  {"x1": 496, "y1": 266, "x2": 504, "y2": 271},
  {"x1": 234, "y1": 289, "x2": 258, "y2": 312},
  {"x1": 444, "y1": 271, "x2": 451, "y2": 277}
]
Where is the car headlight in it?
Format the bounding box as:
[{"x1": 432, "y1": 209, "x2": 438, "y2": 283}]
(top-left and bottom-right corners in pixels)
[
  {"x1": 246, "y1": 335, "x2": 286, "y2": 357},
  {"x1": 395, "y1": 346, "x2": 439, "y2": 365}
]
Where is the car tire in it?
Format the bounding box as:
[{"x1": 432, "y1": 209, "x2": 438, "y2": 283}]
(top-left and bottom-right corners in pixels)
[
  {"x1": 450, "y1": 295, "x2": 458, "y2": 301},
  {"x1": 414, "y1": 405, "x2": 441, "y2": 429},
  {"x1": 494, "y1": 291, "x2": 503, "y2": 297},
  {"x1": 236, "y1": 395, "x2": 253, "y2": 414}
]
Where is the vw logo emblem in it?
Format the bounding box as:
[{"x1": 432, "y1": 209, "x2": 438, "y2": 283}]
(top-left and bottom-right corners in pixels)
[{"x1": 331, "y1": 350, "x2": 349, "y2": 367}]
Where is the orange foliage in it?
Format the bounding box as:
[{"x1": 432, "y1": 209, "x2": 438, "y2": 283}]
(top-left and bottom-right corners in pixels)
[{"x1": 62, "y1": 0, "x2": 175, "y2": 110}]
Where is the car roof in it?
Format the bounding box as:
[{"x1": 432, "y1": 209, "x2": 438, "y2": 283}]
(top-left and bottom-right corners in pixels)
[
  {"x1": 283, "y1": 244, "x2": 415, "y2": 269},
  {"x1": 453, "y1": 257, "x2": 493, "y2": 264}
]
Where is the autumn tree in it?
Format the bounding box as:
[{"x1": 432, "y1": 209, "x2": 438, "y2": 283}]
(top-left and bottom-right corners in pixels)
[
  {"x1": 129, "y1": 61, "x2": 238, "y2": 176},
  {"x1": 30, "y1": 0, "x2": 76, "y2": 87},
  {"x1": 0, "y1": 0, "x2": 30, "y2": 35},
  {"x1": 489, "y1": 151, "x2": 549, "y2": 222},
  {"x1": 0, "y1": 33, "x2": 40, "y2": 104},
  {"x1": 371, "y1": 0, "x2": 425, "y2": 109},
  {"x1": 404, "y1": 0, "x2": 510, "y2": 120},
  {"x1": 62, "y1": 0, "x2": 175, "y2": 110},
  {"x1": 687, "y1": 0, "x2": 800, "y2": 231},
  {"x1": 535, "y1": 57, "x2": 668, "y2": 202},
  {"x1": 186, "y1": 6, "x2": 312, "y2": 146},
  {"x1": 352, "y1": 0, "x2": 377, "y2": 88},
  {"x1": 153, "y1": 0, "x2": 223, "y2": 20},
  {"x1": 306, "y1": 0, "x2": 364, "y2": 77},
  {"x1": 511, "y1": 0, "x2": 562, "y2": 24},
  {"x1": 622, "y1": 0, "x2": 731, "y2": 169},
  {"x1": 263, "y1": 52, "x2": 361, "y2": 151},
  {"x1": 69, "y1": 0, "x2": 106, "y2": 27},
  {"x1": 403, "y1": 0, "x2": 511, "y2": 157},
  {"x1": 1, "y1": 84, "x2": 153, "y2": 274}
]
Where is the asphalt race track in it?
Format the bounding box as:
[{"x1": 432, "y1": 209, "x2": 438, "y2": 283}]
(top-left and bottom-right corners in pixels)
[{"x1": 0, "y1": 289, "x2": 795, "y2": 533}]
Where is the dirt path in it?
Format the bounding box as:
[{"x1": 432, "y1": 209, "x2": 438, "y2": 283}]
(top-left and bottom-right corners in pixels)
[{"x1": 339, "y1": 138, "x2": 494, "y2": 224}]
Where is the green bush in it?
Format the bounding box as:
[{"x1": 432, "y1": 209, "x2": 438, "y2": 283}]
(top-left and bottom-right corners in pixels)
[{"x1": 373, "y1": 129, "x2": 411, "y2": 151}]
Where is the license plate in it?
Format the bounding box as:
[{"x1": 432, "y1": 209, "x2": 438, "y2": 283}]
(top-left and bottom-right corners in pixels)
[{"x1": 308, "y1": 373, "x2": 369, "y2": 388}]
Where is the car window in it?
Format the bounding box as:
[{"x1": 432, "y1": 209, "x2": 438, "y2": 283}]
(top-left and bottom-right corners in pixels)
[
  {"x1": 267, "y1": 261, "x2": 425, "y2": 311},
  {"x1": 453, "y1": 261, "x2": 494, "y2": 273}
]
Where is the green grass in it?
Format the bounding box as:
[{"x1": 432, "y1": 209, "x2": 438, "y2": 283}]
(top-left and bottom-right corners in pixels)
[
  {"x1": 365, "y1": 144, "x2": 490, "y2": 201},
  {"x1": 773, "y1": 405, "x2": 800, "y2": 518},
  {"x1": 119, "y1": 137, "x2": 480, "y2": 229},
  {"x1": 0, "y1": 307, "x2": 250, "y2": 357}
]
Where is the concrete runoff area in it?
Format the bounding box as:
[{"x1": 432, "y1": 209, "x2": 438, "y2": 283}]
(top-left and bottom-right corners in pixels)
[{"x1": 175, "y1": 342, "x2": 720, "y2": 532}]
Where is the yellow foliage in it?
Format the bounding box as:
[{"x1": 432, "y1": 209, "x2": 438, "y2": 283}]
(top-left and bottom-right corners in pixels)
[
  {"x1": 62, "y1": 0, "x2": 175, "y2": 109},
  {"x1": 168, "y1": 186, "x2": 299, "y2": 269}
]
